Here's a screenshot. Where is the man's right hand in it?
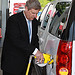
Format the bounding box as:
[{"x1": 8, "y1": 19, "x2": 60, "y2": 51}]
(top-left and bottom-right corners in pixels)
[{"x1": 35, "y1": 50, "x2": 44, "y2": 63}]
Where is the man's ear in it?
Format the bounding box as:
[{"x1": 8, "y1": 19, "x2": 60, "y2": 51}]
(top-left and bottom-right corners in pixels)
[{"x1": 25, "y1": 6, "x2": 28, "y2": 11}]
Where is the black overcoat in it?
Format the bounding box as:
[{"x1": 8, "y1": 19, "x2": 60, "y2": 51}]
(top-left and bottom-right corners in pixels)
[{"x1": 1, "y1": 11, "x2": 39, "y2": 74}]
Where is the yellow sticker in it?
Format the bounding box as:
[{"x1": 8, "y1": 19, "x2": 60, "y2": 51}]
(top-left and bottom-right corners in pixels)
[{"x1": 59, "y1": 68, "x2": 68, "y2": 75}]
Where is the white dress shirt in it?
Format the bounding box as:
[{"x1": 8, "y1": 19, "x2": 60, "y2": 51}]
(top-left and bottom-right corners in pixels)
[{"x1": 23, "y1": 11, "x2": 38, "y2": 55}]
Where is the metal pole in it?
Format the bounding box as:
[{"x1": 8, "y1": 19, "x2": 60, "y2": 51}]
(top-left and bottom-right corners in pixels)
[{"x1": 1, "y1": 0, "x2": 9, "y2": 47}]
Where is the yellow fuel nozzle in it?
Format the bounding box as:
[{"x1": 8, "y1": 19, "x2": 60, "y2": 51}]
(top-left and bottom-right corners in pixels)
[{"x1": 43, "y1": 53, "x2": 54, "y2": 64}]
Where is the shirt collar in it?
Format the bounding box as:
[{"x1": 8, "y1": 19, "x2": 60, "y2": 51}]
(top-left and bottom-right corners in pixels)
[{"x1": 23, "y1": 11, "x2": 29, "y2": 21}]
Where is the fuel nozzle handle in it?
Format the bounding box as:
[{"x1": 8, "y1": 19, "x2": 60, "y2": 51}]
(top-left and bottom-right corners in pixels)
[{"x1": 43, "y1": 53, "x2": 54, "y2": 64}]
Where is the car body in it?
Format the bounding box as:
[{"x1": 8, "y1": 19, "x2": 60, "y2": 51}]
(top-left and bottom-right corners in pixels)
[{"x1": 37, "y1": 0, "x2": 75, "y2": 75}]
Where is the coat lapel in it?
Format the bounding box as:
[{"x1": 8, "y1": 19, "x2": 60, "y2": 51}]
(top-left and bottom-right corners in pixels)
[{"x1": 17, "y1": 11, "x2": 29, "y2": 42}]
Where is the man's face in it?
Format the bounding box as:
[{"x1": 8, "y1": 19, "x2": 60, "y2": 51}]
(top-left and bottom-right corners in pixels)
[{"x1": 25, "y1": 7, "x2": 39, "y2": 20}]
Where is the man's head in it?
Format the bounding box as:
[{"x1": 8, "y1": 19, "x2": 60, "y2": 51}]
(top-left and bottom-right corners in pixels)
[{"x1": 24, "y1": 0, "x2": 41, "y2": 20}]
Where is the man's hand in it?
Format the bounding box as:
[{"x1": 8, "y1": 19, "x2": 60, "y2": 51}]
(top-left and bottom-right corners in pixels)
[{"x1": 35, "y1": 50, "x2": 44, "y2": 63}]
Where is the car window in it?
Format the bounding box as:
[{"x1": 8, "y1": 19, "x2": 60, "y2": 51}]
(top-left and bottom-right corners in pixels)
[
  {"x1": 49, "y1": 2, "x2": 71, "y2": 38},
  {"x1": 60, "y1": 1, "x2": 75, "y2": 41},
  {"x1": 39, "y1": 5, "x2": 49, "y2": 22},
  {"x1": 61, "y1": 17, "x2": 75, "y2": 41},
  {"x1": 41, "y1": 4, "x2": 56, "y2": 29}
]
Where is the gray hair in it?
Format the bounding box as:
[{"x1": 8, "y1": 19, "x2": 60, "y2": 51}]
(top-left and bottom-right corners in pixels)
[{"x1": 25, "y1": 0, "x2": 41, "y2": 10}]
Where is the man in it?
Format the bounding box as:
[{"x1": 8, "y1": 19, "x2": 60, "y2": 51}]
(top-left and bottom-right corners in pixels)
[{"x1": 1, "y1": 0, "x2": 44, "y2": 75}]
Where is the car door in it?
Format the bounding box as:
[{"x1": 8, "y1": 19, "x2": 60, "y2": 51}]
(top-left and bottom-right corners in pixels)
[{"x1": 38, "y1": 1, "x2": 56, "y2": 52}]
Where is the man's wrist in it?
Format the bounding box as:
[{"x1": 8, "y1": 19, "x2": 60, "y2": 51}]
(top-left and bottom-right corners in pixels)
[{"x1": 32, "y1": 48, "x2": 38, "y2": 55}]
